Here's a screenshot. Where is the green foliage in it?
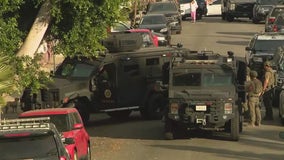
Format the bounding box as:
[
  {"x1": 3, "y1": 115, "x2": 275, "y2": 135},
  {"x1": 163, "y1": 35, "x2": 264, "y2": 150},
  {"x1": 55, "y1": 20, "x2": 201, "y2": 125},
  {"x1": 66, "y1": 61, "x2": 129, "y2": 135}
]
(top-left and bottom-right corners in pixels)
[{"x1": 0, "y1": 0, "x2": 132, "y2": 94}]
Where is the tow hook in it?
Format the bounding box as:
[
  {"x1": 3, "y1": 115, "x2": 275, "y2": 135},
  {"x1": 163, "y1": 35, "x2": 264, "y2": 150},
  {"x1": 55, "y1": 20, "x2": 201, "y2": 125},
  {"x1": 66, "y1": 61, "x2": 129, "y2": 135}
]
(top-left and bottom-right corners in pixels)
[{"x1": 196, "y1": 119, "x2": 206, "y2": 126}]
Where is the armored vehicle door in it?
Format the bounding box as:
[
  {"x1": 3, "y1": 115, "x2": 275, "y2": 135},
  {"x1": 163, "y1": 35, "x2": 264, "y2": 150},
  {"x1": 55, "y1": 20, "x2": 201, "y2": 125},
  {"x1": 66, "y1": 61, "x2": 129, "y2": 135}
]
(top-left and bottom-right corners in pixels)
[
  {"x1": 116, "y1": 56, "x2": 146, "y2": 107},
  {"x1": 96, "y1": 63, "x2": 117, "y2": 108}
]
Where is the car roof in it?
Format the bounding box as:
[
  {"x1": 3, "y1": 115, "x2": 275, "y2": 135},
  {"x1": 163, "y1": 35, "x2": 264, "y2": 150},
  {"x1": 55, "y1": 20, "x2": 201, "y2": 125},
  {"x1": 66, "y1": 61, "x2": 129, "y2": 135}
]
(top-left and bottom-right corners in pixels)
[
  {"x1": 19, "y1": 108, "x2": 78, "y2": 117},
  {"x1": 255, "y1": 32, "x2": 284, "y2": 40}
]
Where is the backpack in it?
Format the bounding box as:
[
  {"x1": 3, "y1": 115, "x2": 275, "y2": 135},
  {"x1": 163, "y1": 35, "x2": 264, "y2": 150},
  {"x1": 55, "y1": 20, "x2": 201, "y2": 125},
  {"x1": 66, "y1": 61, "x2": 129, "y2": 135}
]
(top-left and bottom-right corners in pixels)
[{"x1": 252, "y1": 78, "x2": 263, "y2": 94}]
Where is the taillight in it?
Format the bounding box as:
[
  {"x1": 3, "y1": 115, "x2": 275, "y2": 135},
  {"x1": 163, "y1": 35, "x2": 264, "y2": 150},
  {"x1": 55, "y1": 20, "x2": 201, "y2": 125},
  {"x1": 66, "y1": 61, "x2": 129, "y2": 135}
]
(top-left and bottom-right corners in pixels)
[
  {"x1": 273, "y1": 25, "x2": 278, "y2": 32},
  {"x1": 224, "y1": 103, "x2": 233, "y2": 114},
  {"x1": 170, "y1": 103, "x2": 179, "y2": 114},
  {"x1": 269, "y1": 17, "x2": 275, "y2": 23},
  {"x1": 60, "y1": 157, "x2": 67, "y2": 160}
]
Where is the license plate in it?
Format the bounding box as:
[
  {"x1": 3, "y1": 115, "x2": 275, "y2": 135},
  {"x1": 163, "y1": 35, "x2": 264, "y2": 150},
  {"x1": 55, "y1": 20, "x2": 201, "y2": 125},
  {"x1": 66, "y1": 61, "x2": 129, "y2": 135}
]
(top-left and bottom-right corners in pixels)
[{"x1": 196, "y1": 105, "x2": 207, "y2": 111}]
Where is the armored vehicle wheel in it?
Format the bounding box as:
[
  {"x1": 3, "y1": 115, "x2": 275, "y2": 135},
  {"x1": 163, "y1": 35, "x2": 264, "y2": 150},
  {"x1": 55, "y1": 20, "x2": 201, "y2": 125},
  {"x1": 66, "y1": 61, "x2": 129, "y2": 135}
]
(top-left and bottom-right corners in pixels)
[
  {"x1": 67, "y1": 97, "x2": 90, "y2": 124},
  {"x1": 230, "y1": 111, "x2": 240, "y2": 141},
  {"x1": 252, "y1": 18, "x2": 260, "y2": 24},
  {"x1": 196, "y1": 12, "x2": 202, "y2": 20},
  {"x1": 226, "y1": 15, "x2": 234, "y2": 22},
  {"x1": 164, "y1": 118, "x2": 177, "y2": 140},
  {"x1": 143, "y1": 94, "x2": 166, "y2": 120},
  {"x1": 107, "y1": 110, "x2": 132, "y2": 119}
]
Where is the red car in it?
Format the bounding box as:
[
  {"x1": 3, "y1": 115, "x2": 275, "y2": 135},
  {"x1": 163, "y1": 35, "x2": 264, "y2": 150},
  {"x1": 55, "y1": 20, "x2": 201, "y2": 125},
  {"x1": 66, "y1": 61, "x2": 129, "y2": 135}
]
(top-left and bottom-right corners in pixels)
[
  {"x1": 19, "y1": 108, "x2": 91, "y2": 160},
  {"x1": 128, "y1": 29, "x2": 159, "y2": 47}
]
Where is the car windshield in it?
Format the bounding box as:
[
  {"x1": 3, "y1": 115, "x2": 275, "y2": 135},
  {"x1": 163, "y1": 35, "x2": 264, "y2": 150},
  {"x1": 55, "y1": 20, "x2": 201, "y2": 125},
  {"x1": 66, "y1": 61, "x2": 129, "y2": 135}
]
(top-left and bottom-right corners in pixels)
[
  {"x1": 148, "y1": 3, "x2": 178, "y2": 12},
  {"x1": 141, "y1": 15, "x2": 167, "y2": 25},
  {"x1": 271, "y1": 8, "x2": 284, "y2": 17},
  {"x1": 0, "y1": 134, "x2": 59, "y2": 160},
  {"x1": 254, "y1": 39, "x2": 284, "y2": 51},
  {"x1": 55, "y1": 62, "x2": 97, "y2": 78},
  {"x1": 258, "y1": 0, "x2": 279, "y2": 5},
  {"x1": 172, "y1": 69, "x2": 233, "y2": 86}
]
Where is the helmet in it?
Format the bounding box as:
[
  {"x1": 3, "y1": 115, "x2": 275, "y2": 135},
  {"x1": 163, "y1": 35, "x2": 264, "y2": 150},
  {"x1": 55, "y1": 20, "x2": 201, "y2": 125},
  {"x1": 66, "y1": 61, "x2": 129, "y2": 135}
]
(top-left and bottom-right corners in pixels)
[
  {"x1": 264, "y1": 61, "x2": 271, "y2": 67},
  {"x1": 250, "y1": 70, "x2": 258, "y2": 78}
]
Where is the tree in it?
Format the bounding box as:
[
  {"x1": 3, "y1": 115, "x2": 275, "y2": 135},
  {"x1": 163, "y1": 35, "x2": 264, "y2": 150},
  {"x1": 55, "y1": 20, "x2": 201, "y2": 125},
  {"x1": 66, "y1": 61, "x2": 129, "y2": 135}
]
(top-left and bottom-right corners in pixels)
[{"x1": 0, "y1": 0, "x2": 133, "y2": 96}]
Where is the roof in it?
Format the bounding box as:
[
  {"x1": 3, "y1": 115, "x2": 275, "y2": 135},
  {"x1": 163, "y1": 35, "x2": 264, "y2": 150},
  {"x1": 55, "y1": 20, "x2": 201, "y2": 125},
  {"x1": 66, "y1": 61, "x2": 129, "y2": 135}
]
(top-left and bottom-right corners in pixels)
[
  {"x1": 19, "y1": 108, "x2": 78, "y2": 117},
  {"x1": 255, "y1": 32, "x2": 284, "y2": 40}
]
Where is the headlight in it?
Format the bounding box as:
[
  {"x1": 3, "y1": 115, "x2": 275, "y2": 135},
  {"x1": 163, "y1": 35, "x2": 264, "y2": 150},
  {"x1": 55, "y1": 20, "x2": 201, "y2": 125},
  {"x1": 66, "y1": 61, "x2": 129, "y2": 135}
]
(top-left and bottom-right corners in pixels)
[
  {"x1": 169, "y1": 103, "x2": 179, "y2": 114},
  {"x1": 252, "y1": 57, "x2": 263, "y2": 63},
  {"x1": 224, "y1": 103, "x2": 233, "y2": 114},
  {"x1": 160, "y1": 27, "x2": 168, "y2": 33},
  {"x1": 230, "y1": 4, "x2": 235, "y2": 10}
]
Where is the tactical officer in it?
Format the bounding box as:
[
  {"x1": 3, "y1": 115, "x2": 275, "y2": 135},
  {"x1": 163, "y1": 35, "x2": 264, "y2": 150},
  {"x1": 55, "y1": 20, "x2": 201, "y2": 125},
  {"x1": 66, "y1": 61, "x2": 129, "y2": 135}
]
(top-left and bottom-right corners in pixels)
[
  {"x1": 262, "y1": 61, "x2": 275, "y2": 120},
  {"x1": 246, "y1": 70, "x2": 263, "y2": 126}
]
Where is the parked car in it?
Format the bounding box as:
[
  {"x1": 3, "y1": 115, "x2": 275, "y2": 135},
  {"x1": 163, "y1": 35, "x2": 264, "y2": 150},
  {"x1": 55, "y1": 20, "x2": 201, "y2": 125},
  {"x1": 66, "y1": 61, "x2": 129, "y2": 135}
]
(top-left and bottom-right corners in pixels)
[
  {"x1": 265, "y1": 5, "x2": 284, "y2": 32},
  {"x1": 128, "y1": 29, "x2": 159, "y2": 47},
  {"x1": 245, "y1": 32, "x2": 284, "y2": 78},
  {"x1": 179, "y1": 0, "x2": 191, "y2": 20},
  {"x1": 144, "y1": 1, "x2": 182, "y2": 34},
  {"x1": 136, "y1": 14, "x2": 172, "y2": 45},
  {"x1": 19, "y1": 108, "x2": 91, "y2": 160},
  {"x1": 252, "y1": 0, "x2": 279, "y2": 24},
  {"x1": 270, "y1": 13, "x2": 284, "y2": 32},
  {"x1": 0, "y1": 117, "x2": 71, "y2": 160},
  {"x1": 206, "y1": 0, "x2": 221, "y2": 16}
]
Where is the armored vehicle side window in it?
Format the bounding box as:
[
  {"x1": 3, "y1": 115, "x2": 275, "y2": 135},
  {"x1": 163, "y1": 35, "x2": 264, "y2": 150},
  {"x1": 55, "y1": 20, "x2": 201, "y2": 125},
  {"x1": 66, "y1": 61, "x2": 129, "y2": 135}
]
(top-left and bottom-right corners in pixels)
[
  {"x1": 124, "y1": 64, "x2": 140, "y2": 76},
  {"x1": 146, "y1": 58, "x2": 159, "y2": 65},
  {"x1": 173, "y1": 72, "x2": 201, "y2": 86},
  {"x1": 56, "y1": 63, "x2": 96, "y2": 78}
]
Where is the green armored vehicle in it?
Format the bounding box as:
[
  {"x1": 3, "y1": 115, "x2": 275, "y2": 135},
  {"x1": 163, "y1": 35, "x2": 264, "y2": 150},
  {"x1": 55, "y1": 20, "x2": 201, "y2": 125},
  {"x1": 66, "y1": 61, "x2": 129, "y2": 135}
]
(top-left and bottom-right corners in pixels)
[
  {"x1": 164, "y1": 50, "x2": 246, "y2": 141},
  {"x1": 21, "y1": 34, "x2": 186, "y2": 123}
]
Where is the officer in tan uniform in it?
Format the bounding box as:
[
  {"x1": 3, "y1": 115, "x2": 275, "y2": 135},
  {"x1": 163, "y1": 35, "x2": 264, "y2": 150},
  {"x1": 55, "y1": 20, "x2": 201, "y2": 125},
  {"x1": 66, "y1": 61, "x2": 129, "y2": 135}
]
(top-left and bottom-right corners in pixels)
[
  {"x1": 246, "y1": 70, "x2": 263, "y2": 127},
  {"x1": 262, "y1": 61, "x2": 275, "y2": 120}
]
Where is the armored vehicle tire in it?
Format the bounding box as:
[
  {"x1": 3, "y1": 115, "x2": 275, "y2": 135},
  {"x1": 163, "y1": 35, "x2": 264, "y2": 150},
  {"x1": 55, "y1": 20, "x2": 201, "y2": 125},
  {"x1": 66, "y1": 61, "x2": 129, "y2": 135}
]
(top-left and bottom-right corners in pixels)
[
  {"x1": 226, "y1": 15, "x2": 234, "y2": 22},
  {"x1": 196, "y1": 12, "x2": 202, "y2": 20},
  {"x1": 252, "y1": 18, "x2": 260, "y2": 24},
  {"x1": 230, "y1": 111, "x2": 240, "y2": 141},
  {"x1": 164, "y1": 118, "x2": 178, "y2": 140},
  {"x1": 142, "y1": 94, "x2": 166, "y2": 120},
  {"x1": 65, "y1": 97, "x2": 90, "y2": 124},
  {"x1": 107, "y1": 110, "x2": 132, "y2": 119}
]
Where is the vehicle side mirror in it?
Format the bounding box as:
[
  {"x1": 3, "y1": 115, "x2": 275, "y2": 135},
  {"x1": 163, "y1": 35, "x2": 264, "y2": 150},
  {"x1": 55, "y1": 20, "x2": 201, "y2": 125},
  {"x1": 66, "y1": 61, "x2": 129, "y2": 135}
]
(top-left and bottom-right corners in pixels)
[
  {"x1": 89, "y1": 76, "x2": 97, "y2": 92},
  {"x1": 279, "y1": 132, "x2": 284, "y2": 139},
  {"x1": 73, "y1": 123, "x2": 83, "y2": 130},
  {"x1": 245, "y1": 46, "x2": 251, "y2": 51}
]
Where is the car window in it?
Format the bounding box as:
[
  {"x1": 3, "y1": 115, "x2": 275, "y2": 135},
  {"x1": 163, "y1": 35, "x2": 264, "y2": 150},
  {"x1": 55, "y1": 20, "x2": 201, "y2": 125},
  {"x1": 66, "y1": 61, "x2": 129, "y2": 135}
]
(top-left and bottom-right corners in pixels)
[
  {"x1": 56, "y1": 62, "x2": 96, "y2": 78},
  {"x1": 141, "y1": 15, "x2": 167, "y2": 25},
  {"x1": 258, "y1": 0, "x2": 279, "y2": 5},
  {"x1": 0, "y1": 135, "x2": 59, "y2": 159},
  {"x1": 275, "y1": 16, "x2": 284, "y2": 25},
  {"x1": 271, "y1": 8, "x2": 284, "y2": 17},
  {"x1": 254, "y1": 39, "x2": 284, "y2": 51},
  {"x1": 112, "y1": 22, "x2": 130, "y2": 32}
]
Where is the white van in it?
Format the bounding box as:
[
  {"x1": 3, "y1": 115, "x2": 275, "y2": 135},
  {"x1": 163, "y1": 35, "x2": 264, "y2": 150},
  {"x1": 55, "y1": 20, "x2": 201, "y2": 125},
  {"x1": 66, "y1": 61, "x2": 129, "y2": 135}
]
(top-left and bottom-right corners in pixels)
[
  {"x1": 206, "y1": 0, "x2": 221, "y2": 16},
  {"x1": 179, "y1": 0, "x2": 191, "y2": 20}
]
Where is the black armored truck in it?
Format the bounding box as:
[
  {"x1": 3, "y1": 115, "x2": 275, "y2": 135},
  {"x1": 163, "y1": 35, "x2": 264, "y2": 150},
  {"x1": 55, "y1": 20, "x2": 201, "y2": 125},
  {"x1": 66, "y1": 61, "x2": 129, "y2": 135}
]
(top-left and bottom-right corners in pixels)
[
  {"x1": 163, "y1": 50, "x2": 246, "y2": 141},
  {"x1": 20, "y1": 32, "x2": 186, "y2": 123}
]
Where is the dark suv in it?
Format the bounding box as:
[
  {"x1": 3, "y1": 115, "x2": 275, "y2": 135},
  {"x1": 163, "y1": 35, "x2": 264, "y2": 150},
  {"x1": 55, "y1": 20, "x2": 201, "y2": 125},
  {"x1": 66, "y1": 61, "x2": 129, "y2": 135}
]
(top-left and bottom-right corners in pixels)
[
  {"x1": 0, "y1": 117, "x2": 71, "y2": 160},
  {"x1": 145, "y1": 1, "x2": 182, "y2": 34},
  {"x1": 252, "y1": 0, "x2": 280, "y2": 24},
  {"x1": 245, "y1": 32, "x2": 284, "y2": 78}
]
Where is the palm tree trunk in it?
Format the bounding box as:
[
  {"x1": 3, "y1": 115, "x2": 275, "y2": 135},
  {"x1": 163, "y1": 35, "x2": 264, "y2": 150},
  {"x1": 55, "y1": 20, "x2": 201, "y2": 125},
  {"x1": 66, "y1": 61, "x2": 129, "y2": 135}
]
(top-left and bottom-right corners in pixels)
[{"x1": 17, "y1": 0, "x2": 52, "y2": 58}]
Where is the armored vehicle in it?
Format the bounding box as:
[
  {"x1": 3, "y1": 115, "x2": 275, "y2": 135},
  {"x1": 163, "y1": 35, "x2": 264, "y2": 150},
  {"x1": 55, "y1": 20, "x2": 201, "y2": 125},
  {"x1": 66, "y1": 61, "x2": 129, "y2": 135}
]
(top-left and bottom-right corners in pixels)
[
  {"x1": 21, "y1": 34, "x2": 185, "y2": 123},
  {"x1": 164, "y1": 50, "x2": 246, "y2": 141},
  {"x1": 221, "y1": 0, "x2": 256, "y2": 22}
]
